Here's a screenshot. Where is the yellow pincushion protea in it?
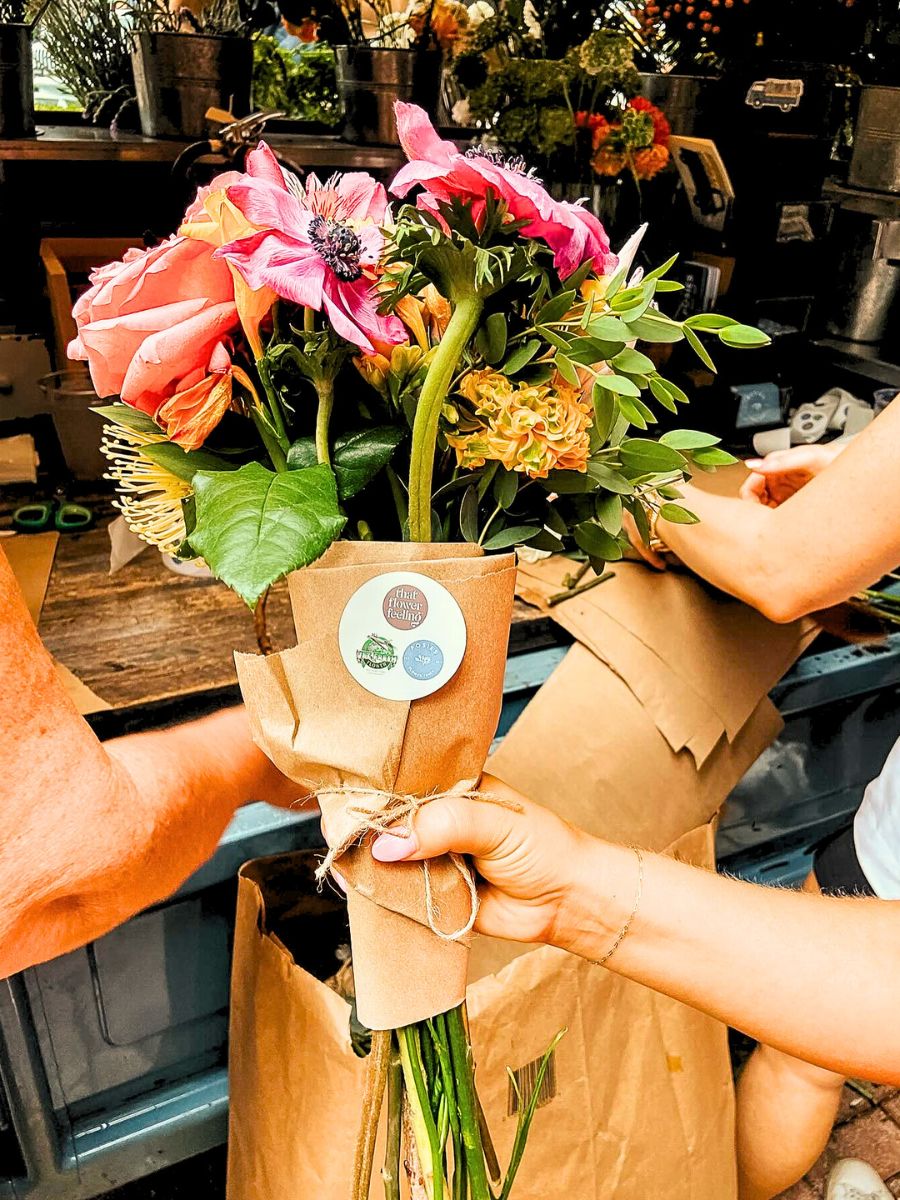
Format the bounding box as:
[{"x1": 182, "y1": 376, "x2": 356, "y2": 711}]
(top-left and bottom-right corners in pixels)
[
  {"x1": 445, "y1": 369, "x2": 592, "y2": 479},
  {"x1": 101, "y1": 422, "x2": 192, "y2": 556}
]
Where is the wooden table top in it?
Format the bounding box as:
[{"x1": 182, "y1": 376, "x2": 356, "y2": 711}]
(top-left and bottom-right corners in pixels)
[
  {"x1": 0, "y1": 126, "x2": 409, "y2": 169},
  {"x1": 34, "y1": 522, "x2": 549, "y2": 727}
]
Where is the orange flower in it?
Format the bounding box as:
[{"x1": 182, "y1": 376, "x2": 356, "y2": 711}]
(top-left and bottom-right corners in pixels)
[
  {"x1": 592, "y1": 146, "x2": 628, "y2": 177},
  {"x1": 410, "y1": 0, "x2": 469, "y2": 50},
  {"x1": 446, "y1": 369, "x2": 592, "y2": 478},
  {"x1": 633, "y1": 144, "x2": 670, "y2": 180},
  {"x1": 156, "y1": 343, "x2": 258, "y2": 450},
  {"x1": 180, "y1": 184, "x2": 275, "y2": 359}
]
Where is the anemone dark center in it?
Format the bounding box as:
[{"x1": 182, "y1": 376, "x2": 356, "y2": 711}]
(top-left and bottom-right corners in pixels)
[
  {"x1": 465, "y1": 144, "x2": 542, "y2": 183},
  {"x1": 308, "y1": 214, "x2": 363, "y2": 282}
]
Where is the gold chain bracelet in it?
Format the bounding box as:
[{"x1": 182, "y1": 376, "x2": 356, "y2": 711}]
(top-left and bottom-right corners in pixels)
[{"x1": 595, "y1": 846, "x2": 644, "y2": 969}]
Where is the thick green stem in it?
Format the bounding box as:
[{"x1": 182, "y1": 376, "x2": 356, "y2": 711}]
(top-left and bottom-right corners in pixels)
[
  {"x1": 445, "y1": 1005, "x2": 490, "y2": 1200},
  {"x1": 408, "y1": 294, "x2": 484, "y2": 543},
  {"x1": 314, "y1": 376, "x2": 334, "y2": 466},
  {"x1": 399, "y1": 1026, "x2": 444, "y2": 1200}
]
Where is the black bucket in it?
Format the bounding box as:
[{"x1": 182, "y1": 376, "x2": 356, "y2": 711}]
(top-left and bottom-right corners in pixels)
[
  {"x1": 131, "y1": 31, "x2": 252, "y2": 139},
  {"x1": 335, "y1": 46, "x2": 441, "y2": 145},
  {"x1": 0, "y1": 23, "x2": 35, "y2": 138}
]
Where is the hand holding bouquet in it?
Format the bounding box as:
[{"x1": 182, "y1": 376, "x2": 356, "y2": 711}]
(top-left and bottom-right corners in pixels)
[{"x1": 71, "y1": 103, "x2": 767, "y2": 1198}]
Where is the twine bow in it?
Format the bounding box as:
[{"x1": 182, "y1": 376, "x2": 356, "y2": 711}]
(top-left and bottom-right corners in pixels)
[{"x1": 313, "y1": 786, "x2": 522, "y2": 943}]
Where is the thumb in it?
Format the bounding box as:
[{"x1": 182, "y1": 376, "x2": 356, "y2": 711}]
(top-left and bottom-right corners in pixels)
[{"x1": 371, "y1": 777, "x2": 520, "y2": 864}]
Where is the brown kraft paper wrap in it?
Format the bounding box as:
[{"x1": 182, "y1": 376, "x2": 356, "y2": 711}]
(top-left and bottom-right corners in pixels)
[{"x1": 234, "y1": 541, "x2": 516, "y2": 1030}]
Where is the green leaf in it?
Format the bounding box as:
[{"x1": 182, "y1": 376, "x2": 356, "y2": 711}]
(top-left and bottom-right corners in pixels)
[
  {"x1": 537, "y1": 325, "x2": 574, "y2": 353},
  {"x1": 493, "y1": 468, "x2": 518, "y2": 511},
  {"x1": 476, "y1": 312, "x2": 508, "y2": 364},
  {"x1": 656, "y1": 376, "x2": 689, "y2": 405},
  {"x1": 659, "y1": 429, "x2": 721, "y2": 450},
  {"x1": 543, "y1": 469, "x2": 595, "y2": 494},
  {"x1": 618, "y1": 394, "x2": 656, "y2": 429},
  {"x1": 527, "y1": 528, "x2": 566, "y2": 551},
  {"x1": 460, "y1": 485, "x2": 479, "y2": 541},
  {"x1": 332, "y1": 427, "x2": 404, "y2": 499},
  {"x1": 690, "y1": 446, "x2": 739, "y2": 468},
  {"x1": 654, "y1": 280, "x2": 684, "y2": 293},
  {"x1": 619, "y1": 438, "x2": 688, "y2": 474},
  {"x1": 143, "y1": 442, "x2": 239, "y2": 483},
  {"x1": 574, "y1": 521, "x2": 624, "y2": 561},
  {"x1": 288, "y1": 427, "x2": 404, "y2": 500},
  {"x1": 645, "y1": 253, "x2": 679, "y2": 282},
  {"x1": 628, "y1": 496, "x2": 651, "y2": 545},
  {"x1": 595, "y1": 373, "x2": 641, "y2": 398},
  {"x1": 536, "y1": 289, "x2": 577, "y2": 326},
  {"x1": 190, "y1": 462, "x2": 345, "y2": 608},
  {"x1": 483, "y1": 524, "x2": 539, "y2": 550},
  {"x1": 684, "y1": 313, "x2": 739, "y2": 331},
  {"x1": 588, "y1": 315, "x2": 632, "y2": 341},
  {"x1": 629, "y1": 313, "x2": 685, "y2": 344},
  {"x1": 648, "y1": 376, "x2": 677, "y2": 413},
  {"x1": 591, "y1": 384, "x2": 617, "y2": 444},
  {"x1": 521, "y1": 362, "x2": 556, "y2": 386},
  {"x1": 502, "y1": 338, "x2": 543, "y2": 375},
  {"x1": 556, "y1": 354, "x2": 580, "y2": 387},
  {"x1": 612, "y1": 348, "x2": 656, "y2": 375},
  {"x1": 595, "y1": 492, "x2": 624, "y2": 535},
  {"x1": 718, "y1": 323, "x2": 772, "y2": 348},
  {"x1": 657, "y1": 484, "x2": 684, "y2": 500},
  {"x1": 95, "y1": 403, "x2": 161, "y2": 436},
  {"x1": 585, "y1": 461, "x2": 635, "y2": 494},
  {"x1": 684, "y1": 326, "x2": 717, "y2": 372},
  {"x1": 659, "y1": 502, "x2": 700, "y2": 524}
]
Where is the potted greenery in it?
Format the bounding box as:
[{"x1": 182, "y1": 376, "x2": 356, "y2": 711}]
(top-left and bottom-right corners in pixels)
[
  {"x1": 128, "y1": 0, "x2": 253, "y2": 138},
  {"x1": 334, "y1": 0, "x2": 468, "y2": 144},
  {"x1": 36, "y1": 0, "x2": 137, "y2": 129}
]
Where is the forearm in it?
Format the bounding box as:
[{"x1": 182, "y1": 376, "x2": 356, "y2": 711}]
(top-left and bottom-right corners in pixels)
[{"x1": 561, "y1": 838, "x2": 900, "y2": 1082}]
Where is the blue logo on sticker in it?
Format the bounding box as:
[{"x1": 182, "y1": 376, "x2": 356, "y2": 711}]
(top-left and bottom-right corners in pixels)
[{"x1": 403, "y1": 639, "x2": 444, "y2": 681}]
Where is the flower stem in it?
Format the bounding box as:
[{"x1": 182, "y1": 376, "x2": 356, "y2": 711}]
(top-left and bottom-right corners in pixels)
[
  {"x1": 383, "y1": 1040, "x2": 403, "y2": 1200},
  {"x1": 314, "y1": 376, "x2": 334, "y2": 467},
  {"x1": 249, "y1": 407, "x2": 288, "y2": 472},
  {"x1": 256, "y1": 357, "x2": 290, "y2": 449},
  {"x1": 352, "y1": 1029, "x2": 391, "y2": 1200},
  {"x1": 445, "y1": 1004, "x2": 491, "y2": 1200},
  {"x1": 408, "y1": 293, "x2": 484, "y2": 543},
  {"x1": 399, "y1": 1026, "x2": 444, "y2": 1200}
]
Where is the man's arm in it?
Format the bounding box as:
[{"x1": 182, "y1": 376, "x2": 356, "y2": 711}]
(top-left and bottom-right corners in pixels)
[{"x1": 0, "y1": 546, "x2": 301, "y2": 977}]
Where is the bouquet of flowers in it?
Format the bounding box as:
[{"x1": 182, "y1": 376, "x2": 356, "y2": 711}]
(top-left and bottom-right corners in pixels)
[
  {"x1": 70, "y1": 102, "x2": 767, "y2": 1197},
  {"x1": 578, "y1": 95, "x2": 671, "y2": 183}
]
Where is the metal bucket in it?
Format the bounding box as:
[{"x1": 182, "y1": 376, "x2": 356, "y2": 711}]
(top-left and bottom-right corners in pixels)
[
  {"x1": 131, "y1": 32, "x2": 252, "y2": 139},
  {"x1": 639, "y1": 72, "x2": 716, "y2": 137},
  {"x1": 0, "y1": 23, "x2": 35, "y2": 138},
  {"x1": 335, "y1": 46, "x2": 441, "y2": 145},
  {"x1": 848, "y1": 85, "x2": 900, "y2": 194},
  {"x1": 39, "y1": 370, "x2": 109, "y2": 480},
  {"x1": 824, "y1": 202, "x2": 900, "y2": 343}
]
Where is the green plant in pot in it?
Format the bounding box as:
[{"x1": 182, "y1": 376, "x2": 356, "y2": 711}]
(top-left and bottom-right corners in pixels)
[
  {"x1": 252, "y1": 34, "x2": 340, "y2": 126},
  {"x1": 126, "y1": 0, "x2": 254, "y2": 138},
  {"x1": 333, "y1": 0, "x2": 469, "y2": 144},
  {"x1": 36, "y1": 0, "x2": 137, "y2": 130}
]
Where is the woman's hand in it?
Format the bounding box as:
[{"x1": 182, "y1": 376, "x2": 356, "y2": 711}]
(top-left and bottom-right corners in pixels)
[
  {"x1": 740, "y1": 443, "x2": 845, "y2": 507},
  {"x1": 371, "y1": 775, "x2": 592, "y2": 950},
  {"x1": 622, "y1": 510, "x2": 668, "y2": 570}
]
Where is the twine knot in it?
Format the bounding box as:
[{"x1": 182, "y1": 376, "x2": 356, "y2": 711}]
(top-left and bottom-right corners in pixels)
[{"x1": 312, "y1": 786, "x2": 522, "y2": 942}]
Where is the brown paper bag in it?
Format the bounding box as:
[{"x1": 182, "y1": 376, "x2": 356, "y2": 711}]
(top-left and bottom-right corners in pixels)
[
  {"x1": 229, "y1": 830, "x2": 735, "y2": 1200},
  {"x1": 235, "y1": 542, "x2": 516, "y2": 1030}
]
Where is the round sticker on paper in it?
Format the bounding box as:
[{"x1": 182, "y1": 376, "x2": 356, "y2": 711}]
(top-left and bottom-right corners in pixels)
[{"x1": 339, "y1": 572, "x2": 466, "y2": 701}]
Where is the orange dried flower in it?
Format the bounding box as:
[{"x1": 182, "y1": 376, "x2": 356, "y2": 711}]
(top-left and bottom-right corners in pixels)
[
  {"x1": 445, "y1": 369, "x2": 592, "y2": 478},
  {"x1": 633, "y1": 144, "x2": 670, "y2": 180}
]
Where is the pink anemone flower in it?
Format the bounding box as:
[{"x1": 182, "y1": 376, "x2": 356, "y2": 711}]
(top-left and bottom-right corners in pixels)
[
  {"x1": 390, "y1": 103, "x2": 618, "y2": 280},
  {"x1": 217, "y1": 148, "x2": 405, "y2": 355}
]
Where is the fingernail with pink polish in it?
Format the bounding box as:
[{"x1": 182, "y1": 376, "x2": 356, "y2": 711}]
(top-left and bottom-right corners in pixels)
[
  {"x1": 332, "y1": 869, "x2": 348, "y2": 893},
  {"x1": 372, "y1": 832, "x2": 417, "y2": 862}
]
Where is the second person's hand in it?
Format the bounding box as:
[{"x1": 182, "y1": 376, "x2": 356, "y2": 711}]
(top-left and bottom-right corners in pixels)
[{"x1": 371, "y1": 775, "x2": 592, "y2": 950}]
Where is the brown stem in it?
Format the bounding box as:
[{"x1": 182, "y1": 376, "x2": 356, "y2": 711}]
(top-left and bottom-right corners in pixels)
[
  {"x1": 547, "y1": 571, "x2": 615, "y2": 607},
  {"x1": 383, "y1": 1041, "x2": 403, "y2": 1200},
  {"x1": 253, "y1": 587, "x2": 273, "y2": 656},
  {"x1": 351, "y1": 1029, "x2": 391, "y2": 1200}
]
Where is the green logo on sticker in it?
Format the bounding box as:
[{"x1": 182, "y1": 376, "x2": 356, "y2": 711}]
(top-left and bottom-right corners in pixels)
[{"x1": 356, "y1": 633, "x2": 398, "y2": 671}]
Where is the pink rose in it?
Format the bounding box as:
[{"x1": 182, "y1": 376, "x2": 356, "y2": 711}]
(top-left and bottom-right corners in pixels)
[{"x1": 68, "y1": 235, "x2": 239, "y2": 416}]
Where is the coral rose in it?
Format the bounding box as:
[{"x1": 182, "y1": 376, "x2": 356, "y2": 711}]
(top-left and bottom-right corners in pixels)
[{"x1": 68, "y1": 236, "x2": 238, "y2": 417}]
